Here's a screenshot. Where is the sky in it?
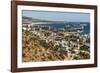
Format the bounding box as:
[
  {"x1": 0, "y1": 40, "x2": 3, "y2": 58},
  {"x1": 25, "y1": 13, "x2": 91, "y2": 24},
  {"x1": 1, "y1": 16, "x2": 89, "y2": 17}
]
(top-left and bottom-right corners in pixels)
[{"x1": 22, "y1": 10, "x2": 90, "y2": 22}]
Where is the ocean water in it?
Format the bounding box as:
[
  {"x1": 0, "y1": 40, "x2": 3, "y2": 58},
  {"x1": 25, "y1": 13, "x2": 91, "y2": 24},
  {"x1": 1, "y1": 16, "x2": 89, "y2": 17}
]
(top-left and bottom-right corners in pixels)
[{"x1": 35, "y1": 22, "x2": 90, "y2": 34}]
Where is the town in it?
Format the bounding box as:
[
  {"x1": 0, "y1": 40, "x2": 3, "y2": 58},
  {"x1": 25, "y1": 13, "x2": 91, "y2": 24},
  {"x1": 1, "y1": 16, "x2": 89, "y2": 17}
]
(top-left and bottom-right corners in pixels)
[{"x1": 22, "y1": 17, "x2": 90, "y2": 62}]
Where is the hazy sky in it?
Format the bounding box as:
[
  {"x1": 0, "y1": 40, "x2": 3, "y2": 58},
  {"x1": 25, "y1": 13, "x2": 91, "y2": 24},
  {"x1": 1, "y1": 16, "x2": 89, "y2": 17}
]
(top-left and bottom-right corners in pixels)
[{"x1": 22, "y1": 10, "x2": 90, "y2": 22}]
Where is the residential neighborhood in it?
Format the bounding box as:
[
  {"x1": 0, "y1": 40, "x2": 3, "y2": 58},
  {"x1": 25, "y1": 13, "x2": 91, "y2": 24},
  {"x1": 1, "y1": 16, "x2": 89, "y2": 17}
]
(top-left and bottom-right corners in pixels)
[{"x1": 22, "y1": 16, "x2": 90, "y2": 62}]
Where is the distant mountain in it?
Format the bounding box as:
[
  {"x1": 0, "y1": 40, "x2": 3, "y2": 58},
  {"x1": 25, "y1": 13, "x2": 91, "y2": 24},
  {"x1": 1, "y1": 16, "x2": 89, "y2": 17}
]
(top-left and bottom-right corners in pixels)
[
  {"x1": 22, "y1": 16, "x2": 33, "y2": 24},
  {"x1": 22, "y1": 16, "x2": 52, "y2": 23}
]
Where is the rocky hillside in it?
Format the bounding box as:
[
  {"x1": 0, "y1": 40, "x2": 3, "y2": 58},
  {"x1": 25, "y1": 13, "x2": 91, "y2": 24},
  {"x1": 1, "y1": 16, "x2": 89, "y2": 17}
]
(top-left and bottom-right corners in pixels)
[{"x1": 22, "y1": 31, "x2": 69, "y2": 62}]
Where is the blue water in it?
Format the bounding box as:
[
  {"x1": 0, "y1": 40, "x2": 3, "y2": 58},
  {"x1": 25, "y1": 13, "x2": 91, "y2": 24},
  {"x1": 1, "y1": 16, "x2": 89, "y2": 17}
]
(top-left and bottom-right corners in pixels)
[{"x1": 36, "y1": 22, "x2": 90, "y2": 34}]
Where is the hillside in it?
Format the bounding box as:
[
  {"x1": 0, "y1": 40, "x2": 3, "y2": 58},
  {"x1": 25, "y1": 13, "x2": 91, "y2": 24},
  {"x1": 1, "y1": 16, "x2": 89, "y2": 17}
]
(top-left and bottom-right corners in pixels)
[{"x1": 22, "y1": 31, "x2": 69, "y2": 62}]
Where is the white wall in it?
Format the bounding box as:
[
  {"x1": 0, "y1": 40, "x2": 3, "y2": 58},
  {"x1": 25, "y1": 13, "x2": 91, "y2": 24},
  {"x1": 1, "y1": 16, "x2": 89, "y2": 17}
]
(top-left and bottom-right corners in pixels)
[{"x1": 0, "y1": 0, "x2": 99, "y2": 73}]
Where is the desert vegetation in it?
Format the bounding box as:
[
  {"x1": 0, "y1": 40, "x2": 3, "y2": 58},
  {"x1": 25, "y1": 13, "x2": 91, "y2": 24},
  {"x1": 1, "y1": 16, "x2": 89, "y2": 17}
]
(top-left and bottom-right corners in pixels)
[
  {"x1": 22, "y1": 30, "x2": 69, "y2": 62},
  {"x1": 22, "y1": 30, "x2": 90, "y2": 62}
]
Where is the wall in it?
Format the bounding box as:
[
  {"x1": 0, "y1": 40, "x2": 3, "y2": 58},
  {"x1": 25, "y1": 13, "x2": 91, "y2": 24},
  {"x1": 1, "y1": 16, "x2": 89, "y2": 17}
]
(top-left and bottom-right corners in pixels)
[{"x1": 0, "y1": 0, "x2": 99, "y2": 73}]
